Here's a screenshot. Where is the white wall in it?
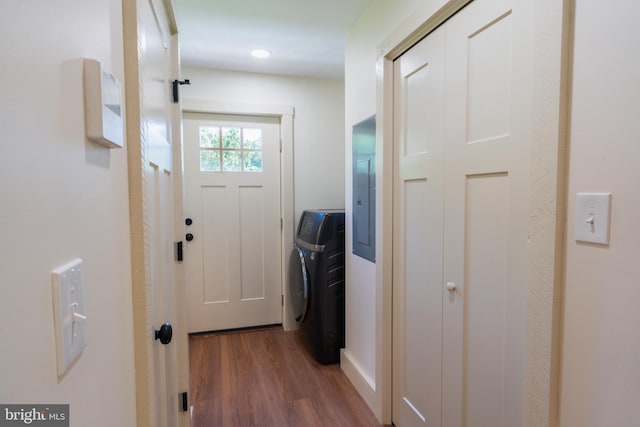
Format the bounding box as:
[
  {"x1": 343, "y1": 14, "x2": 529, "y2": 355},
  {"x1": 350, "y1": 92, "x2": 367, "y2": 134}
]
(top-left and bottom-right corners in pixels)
[
  {"x1": 0, "y1": 1, "x2": 137, "y2": 426},
  {"x1": 560, "y1": 1, "x2": 640, "y2": 425},
  {"x1": 180, "y1": 67, "x2": 346, "y2": 225}
]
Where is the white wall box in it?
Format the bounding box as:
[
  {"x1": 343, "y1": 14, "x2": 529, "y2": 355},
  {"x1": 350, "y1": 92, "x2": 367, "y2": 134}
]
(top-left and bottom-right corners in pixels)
[{"x1": 83, "y1": 58, "x2": 124, "y2": 148}]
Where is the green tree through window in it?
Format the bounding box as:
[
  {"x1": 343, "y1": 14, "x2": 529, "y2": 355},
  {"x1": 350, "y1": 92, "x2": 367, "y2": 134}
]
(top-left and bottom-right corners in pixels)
[{"x1": 199, "y1": 126, "x2": 263, "y2": 172}]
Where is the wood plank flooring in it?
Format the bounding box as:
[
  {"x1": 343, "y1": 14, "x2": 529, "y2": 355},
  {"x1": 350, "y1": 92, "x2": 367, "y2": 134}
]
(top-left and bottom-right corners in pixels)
[{"x1": 189, "y1": 326, "x2": 383, "y2": 427}]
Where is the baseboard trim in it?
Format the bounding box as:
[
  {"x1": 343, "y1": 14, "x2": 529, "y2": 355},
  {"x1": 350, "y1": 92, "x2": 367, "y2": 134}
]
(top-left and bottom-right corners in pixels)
[{"x1": 340, "y1": 349, "x2": 378, "y2": 420}]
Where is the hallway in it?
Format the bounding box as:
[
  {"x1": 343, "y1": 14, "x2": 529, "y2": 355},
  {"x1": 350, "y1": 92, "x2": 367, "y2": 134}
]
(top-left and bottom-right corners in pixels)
[{"x1": 189, "y1": 327, "x2": 382, "y2": 426}]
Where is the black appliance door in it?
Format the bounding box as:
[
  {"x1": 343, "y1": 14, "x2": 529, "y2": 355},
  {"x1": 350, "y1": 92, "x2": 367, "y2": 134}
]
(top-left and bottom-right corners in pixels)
[{"x1": 288, "y1": 247, "x2": 309, "y2": 322}]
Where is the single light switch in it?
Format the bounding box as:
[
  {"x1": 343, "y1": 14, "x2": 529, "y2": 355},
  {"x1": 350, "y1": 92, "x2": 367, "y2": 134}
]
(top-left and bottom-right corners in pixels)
[
  {"x1": 52, "y1": 258, "x2": 87, "y2": 377},
  {"x1": 575, "y1": 193, "x2": 612, "y2": 245}
]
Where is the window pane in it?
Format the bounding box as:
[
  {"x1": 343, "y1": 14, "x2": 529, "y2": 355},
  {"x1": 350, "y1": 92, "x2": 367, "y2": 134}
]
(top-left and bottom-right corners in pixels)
[
  {"x1": 222, "y1": 150, "x2": 242, "y2": 171},
  {"x1": 199, "y1": 126, "x2": 219, "y2": 148},
  {"x1": 200, "y1": 150, "x2": 220, "y2": 171},
  {"x1": 243, "y1": 128, "x2": 263, "y2": 149},
  {"x1": 221, "y1": 127, "x2": 241, "y2": 149},
  {"x1": 244, "y1": 151, "x2": 263, "y2": 172}
]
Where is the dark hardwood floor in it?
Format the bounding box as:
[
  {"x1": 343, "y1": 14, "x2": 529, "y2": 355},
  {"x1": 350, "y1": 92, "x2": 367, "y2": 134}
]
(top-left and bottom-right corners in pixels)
[{"x1": 189, "y1": 326, "x2": 383, "y2": 427}]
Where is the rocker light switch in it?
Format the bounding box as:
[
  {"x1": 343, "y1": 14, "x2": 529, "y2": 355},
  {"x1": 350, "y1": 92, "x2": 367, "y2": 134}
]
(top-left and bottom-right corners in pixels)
[
  {"x1": 52, "y1": 258, "x2": 87, "y2": 377},
  {"x1": 575, "y1": 193, "x2": 612, "y2": 245}
]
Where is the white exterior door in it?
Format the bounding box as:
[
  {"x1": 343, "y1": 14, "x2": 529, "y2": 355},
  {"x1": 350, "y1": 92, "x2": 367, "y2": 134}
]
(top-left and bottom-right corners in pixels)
[
  {"x1": 393, "y1": 0, "x2": 530, "y2": 425},
  {"x1": 124, "y1": 0, "x2": 187, "y2": 426},
  {"x1": 183, "y1": 113, "x2": 283, "y2": 333}
]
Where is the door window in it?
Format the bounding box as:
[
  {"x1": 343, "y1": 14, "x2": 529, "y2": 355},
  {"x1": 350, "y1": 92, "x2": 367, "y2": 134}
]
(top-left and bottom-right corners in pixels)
[{"x1": 199, "y1": 126, "x2": 264, "y2": 172}]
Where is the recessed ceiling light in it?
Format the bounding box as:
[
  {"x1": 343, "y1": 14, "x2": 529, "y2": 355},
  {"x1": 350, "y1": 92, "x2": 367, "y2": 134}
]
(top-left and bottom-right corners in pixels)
[{"x1": 251, "y1": 49, "x2": 271, "y2": 59}]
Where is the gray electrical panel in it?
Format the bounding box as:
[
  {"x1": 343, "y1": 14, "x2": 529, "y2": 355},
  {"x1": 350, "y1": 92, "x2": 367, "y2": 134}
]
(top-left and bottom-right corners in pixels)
[{"x1": 352, "y1": 115, "x2": 376, "y2": 262}]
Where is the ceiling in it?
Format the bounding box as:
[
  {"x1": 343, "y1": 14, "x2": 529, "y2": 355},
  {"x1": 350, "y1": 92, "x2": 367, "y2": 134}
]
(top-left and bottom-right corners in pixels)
[{"x1": 173, "y1": 0, "x2": 374, "y2": 80}]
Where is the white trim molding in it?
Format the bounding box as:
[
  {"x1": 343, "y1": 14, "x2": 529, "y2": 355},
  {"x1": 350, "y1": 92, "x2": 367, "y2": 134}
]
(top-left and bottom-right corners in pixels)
[{"x1": 341, "y1": 349, "x2": 377, "y2": 411}]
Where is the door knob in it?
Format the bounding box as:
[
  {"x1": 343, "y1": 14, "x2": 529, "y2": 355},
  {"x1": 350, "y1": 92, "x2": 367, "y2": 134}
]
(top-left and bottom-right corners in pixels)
[
  {"x1": 185, "y1": 233, "x2": 194, "y2": 242},
  {"x1": 185, "y1": 218, "x2": 193, "y2": 226},
  {"x1": 155, "y1": 323, "x2": 173, "y2": 345},
  {"x1": 446, "y1": 282, "x2": 457, "y2": 292}
]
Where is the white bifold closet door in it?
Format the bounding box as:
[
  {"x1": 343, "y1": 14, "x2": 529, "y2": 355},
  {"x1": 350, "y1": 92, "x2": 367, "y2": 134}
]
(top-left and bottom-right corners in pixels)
[{"x1": 392, "y1": 0, "x2": 531, "y2": 425}]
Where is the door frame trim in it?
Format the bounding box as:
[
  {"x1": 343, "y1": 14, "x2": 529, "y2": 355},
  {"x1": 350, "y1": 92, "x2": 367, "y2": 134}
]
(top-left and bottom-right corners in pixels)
[
  {"x1": 367, "y1": 0, "x2": 571, "y2": 424},
  {"x1": 181, "y1": 99, "x2": 296, "y2": 331}
]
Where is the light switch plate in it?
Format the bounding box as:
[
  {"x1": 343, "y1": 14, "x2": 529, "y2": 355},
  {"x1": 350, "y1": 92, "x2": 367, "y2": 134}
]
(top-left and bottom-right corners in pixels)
[
  {"x1": 575, "y1": 193, "x2": 612, "y2": 245},
  {"x1": 52, "y1": 258, "x2": 87, "y2": 377}
]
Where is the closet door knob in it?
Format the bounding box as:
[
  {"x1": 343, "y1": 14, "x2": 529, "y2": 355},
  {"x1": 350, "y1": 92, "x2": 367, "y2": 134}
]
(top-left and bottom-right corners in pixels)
[{"x1": 446, "y1": 282, "x2": 457, "y2": 292}]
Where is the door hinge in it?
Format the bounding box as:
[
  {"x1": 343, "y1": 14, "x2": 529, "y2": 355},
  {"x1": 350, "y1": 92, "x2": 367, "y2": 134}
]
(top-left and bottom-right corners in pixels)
[
  {"x1": 180, "y1": 391, "x2": 188, "y2": 412},
  {"x1": 172, "y1": 79, "x2": 190, "y2": 103},
  {"x1": 281, "y1": 294, "x2": 284, "y2": 306},
  {"x1": 279, "y1": 139, "x2": 282, "y2": 153},
  {"x1": 175, "y1": 241, "x2": 184, "y2": 262},
  {"x1": 280, "y1": 217, "x2": 283, "y2": 230}
]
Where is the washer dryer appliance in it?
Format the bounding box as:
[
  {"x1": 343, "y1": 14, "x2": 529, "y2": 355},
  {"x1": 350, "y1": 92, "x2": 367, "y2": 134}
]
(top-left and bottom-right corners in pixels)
[{"x1": 289, "y1": 209, "x2": 345, "y2": 364}]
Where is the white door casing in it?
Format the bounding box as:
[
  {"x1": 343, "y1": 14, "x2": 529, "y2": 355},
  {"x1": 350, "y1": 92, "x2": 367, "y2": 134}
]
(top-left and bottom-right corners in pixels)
[
  {"x1": 123, "y1": 0, "x2": 188, "y2": 426},
  {"x1": 183, "y1": 113, "x2": 283, "y2": 333},
  {"x1": 392, "y1": 0, "x2": 529, "y2": 425}
]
